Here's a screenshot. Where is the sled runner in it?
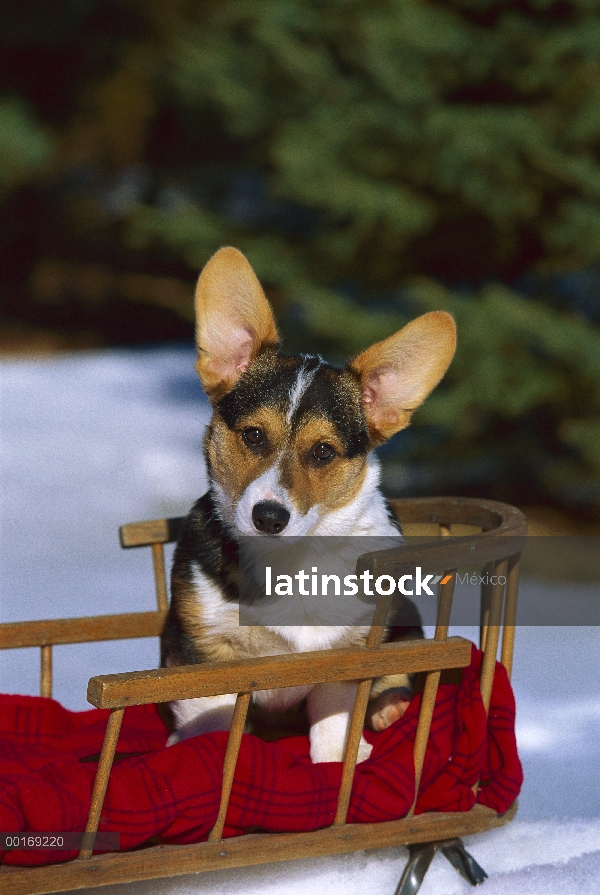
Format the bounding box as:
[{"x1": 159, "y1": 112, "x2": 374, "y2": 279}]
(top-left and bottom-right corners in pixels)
[{"x1": 0, "y1": 497, "x2": 526, "y2": 895}]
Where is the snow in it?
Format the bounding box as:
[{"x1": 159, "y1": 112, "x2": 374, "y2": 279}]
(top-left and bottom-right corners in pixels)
[{"x1": 1, "y1": 346, "x2": 599, "y2": 894}]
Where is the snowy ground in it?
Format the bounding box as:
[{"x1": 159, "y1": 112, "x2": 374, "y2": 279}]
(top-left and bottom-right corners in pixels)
[{"x1": 1, "y1": 346, "x2": 599, "y2": 894}]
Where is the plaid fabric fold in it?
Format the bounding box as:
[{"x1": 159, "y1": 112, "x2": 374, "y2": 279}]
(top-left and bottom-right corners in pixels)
[{"x1": 0, "y1": 645, "x2": 522, "y2": 866}]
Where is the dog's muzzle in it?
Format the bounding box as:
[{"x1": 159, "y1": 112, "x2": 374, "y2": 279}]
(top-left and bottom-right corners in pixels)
[{"x1": 252, "y1": 501, "x2": 290, "y2": 534}]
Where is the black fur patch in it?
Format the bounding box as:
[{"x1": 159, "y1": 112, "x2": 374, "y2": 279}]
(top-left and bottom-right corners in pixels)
[
  {"x1": 384, "y1": 497, "x2": 403, "y2": 535},
  {"x1": 217, "y1": 350, "x2": 301, "y2": 428},
  {"x1": 293, "y1": 365, "x2": 369, "y2": 458},
  {"x1": 161, "y1": 491, "x2": 240, "y2": 666},
  {"x1": 216, "y1": 350, "x2": 369, "y2": 458}
]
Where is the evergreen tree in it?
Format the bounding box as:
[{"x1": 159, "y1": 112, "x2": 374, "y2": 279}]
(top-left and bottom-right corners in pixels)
[
  {"x1": 129, "y1": 0, "x2": 600, "y2": 507},
  {"x1": 1, "y1": 0, "x2": 600, "y2": 508}
]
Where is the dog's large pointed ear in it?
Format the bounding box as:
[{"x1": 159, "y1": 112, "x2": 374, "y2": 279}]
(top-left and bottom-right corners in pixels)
[
  {"x1": 349, "y1": 311, "x2": 456, "y2": 444},
  {"x1": 194, "y1": 247, "x2": 279, "y2": 399}
]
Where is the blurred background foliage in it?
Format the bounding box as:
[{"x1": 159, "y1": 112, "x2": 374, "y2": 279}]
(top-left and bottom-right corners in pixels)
[{"x1": 1, "y1": 0, "x2": 600, "y2": 515}]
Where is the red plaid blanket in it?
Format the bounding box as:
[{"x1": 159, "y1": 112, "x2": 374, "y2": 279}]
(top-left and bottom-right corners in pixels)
[{"x1": 0, "y1": 645, "x2": 522, "y2": 866}]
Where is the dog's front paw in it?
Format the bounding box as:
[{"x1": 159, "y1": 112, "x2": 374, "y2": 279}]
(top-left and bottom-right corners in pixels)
[
  {"x1": 367, "y1": 687, "x2": 412, "y2": 732},
  {"x1": 309, "y1": 734, "x2": 373, "y2": 764},
  {"x1": 309, "y1": 741, "x2": 342, "y2": 763},
  {"x1": 356, "y1": 736, "x2": 373, "y2": 763}
]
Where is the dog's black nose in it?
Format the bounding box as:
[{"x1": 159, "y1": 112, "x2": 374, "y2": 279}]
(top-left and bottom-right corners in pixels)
[{"x1": 252, "y1": 501, "x2": 290, "y2": 534}]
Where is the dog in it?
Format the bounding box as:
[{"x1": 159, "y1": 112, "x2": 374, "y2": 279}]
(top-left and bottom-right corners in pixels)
[{"x1": 161, "y1": 247, "x2": 456, "y2": 763}]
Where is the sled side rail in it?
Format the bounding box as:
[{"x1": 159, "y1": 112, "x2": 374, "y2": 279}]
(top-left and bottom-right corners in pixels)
[
  {"x1": 0, "y1": 612, "x2": 167, "y2": 650},
  {"x1": 0, "y1": 612, "x2": 167, "y2": 700},
  {"x1": 86, "y1": 637, "x2": 473, "y2": 709}
]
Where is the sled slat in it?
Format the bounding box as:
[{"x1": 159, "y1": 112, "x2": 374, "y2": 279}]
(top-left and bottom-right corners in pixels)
[
  {"x1": 79, "y1": 709, "x2": 125, "y2": 860},
  {"x1": 334, "y1": 598, "x2": 391, "y2": 826},
  {"x1": 208, "y1": 692, "x2": 252, "y2": 843},
  {"x1": 151, "y1": 543, "x2": 169, "y2": 612},
  {"x1": 408, "y1": 570, "x2": 456, "y2": 817},
  {"x1": 480, "y1": 560, "x2": 508, "y2": 715},
  {"x1": 501, "y1": 553, "x2": 521, "y2": 680},
  {"x1": 333, "y1": 678, "x2": 373, "y2": 826},
  {"x1": 40, "y1": 644, "x2": 52, "y2": 698},
  {"x1": 479, "y1": 561, "x2": 495, "y2": 651}
]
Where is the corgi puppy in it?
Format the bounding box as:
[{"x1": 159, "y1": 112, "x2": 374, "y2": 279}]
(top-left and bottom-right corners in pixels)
[{"x1": 161, "y1": 247, "x2": 456, "y2": 763}]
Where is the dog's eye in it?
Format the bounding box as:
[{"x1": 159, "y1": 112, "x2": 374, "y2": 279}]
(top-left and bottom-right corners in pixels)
[
  {"x1": 242, "y1": 427, "x2": 264, "y2": 448},
  {"x1": 312, "y1": 442, "x2": 336, "y2": 463}
]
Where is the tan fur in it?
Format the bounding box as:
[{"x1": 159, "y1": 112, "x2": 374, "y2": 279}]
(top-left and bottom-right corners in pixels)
[
  {"x1": 194, "y1": 247, "x2": 279, "y2": 400},
  {"x1": 175, "y1": 574, "x2": 284, "y2": 664},
  {"x1": 279, "y1": 417, "x2": 367, "y2": 514},
  {"x1": 171, "y1": 578, "x2": 217, "y2": 659},
  {"x1": 207, "y1": 409, "x2": 284, "y2": 504},
  {"x1": 350, "y1": 311, "x2": 457, "y2": 444}
]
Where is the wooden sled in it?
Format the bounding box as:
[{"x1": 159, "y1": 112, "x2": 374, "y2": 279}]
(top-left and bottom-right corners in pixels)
[{"x1": 0, "y1": 496, "x2": 527, "y2": 895}]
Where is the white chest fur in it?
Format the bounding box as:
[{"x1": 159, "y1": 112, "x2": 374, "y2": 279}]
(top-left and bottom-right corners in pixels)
[{"x1": 170, "y1": 457, "x2": 400, "y2": 761}]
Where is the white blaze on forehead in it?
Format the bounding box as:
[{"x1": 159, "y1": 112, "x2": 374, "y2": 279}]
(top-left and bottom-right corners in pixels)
[{"x1": 286, "y1": 358, "x2": 321, "y2": 423}]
